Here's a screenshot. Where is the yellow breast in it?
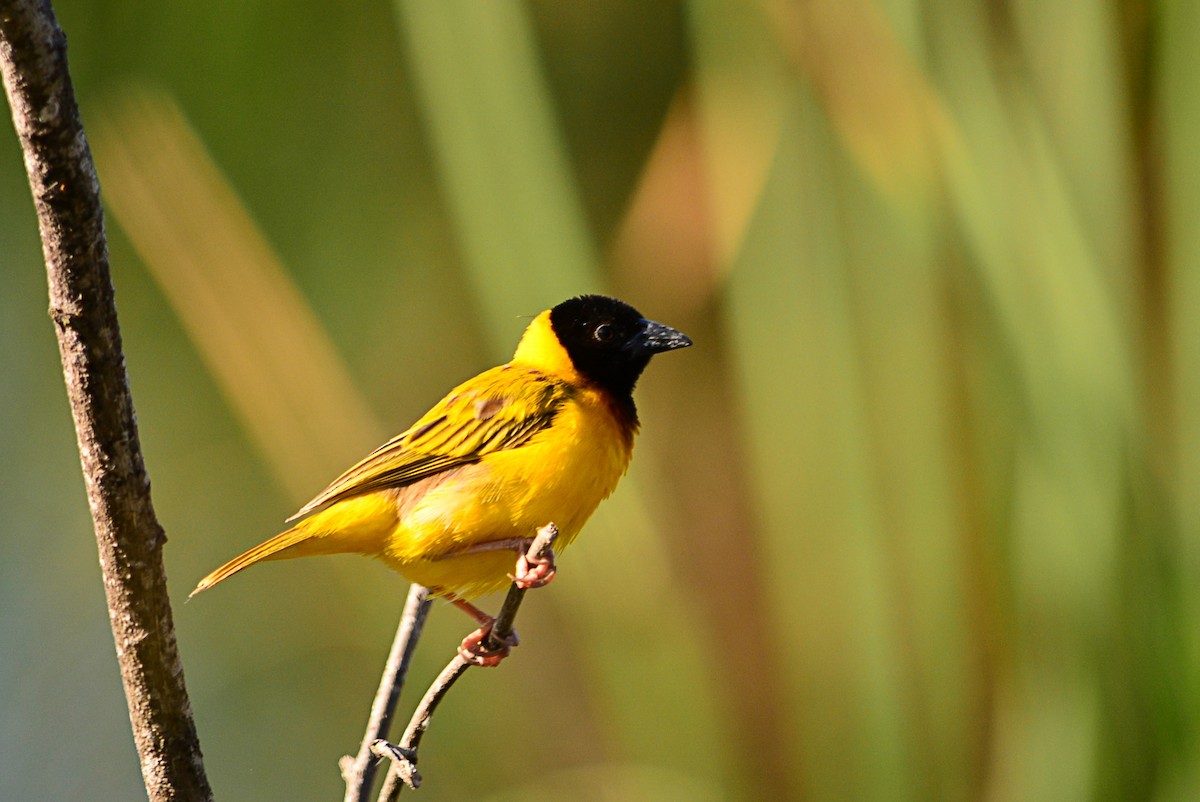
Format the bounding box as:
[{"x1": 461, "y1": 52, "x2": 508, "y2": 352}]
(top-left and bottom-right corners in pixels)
[{"x1": 379, "y1": 384, "x2": 635, "y2": 597}]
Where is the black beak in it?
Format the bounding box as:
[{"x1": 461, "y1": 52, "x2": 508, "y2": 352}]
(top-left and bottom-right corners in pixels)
[{"x1": 632, "y1": 319, "x2": 693, "y2": 354}]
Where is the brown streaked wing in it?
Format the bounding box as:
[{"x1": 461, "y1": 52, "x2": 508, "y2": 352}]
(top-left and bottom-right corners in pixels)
[{"x1": 287, "y1": 366, "x2": 570, "y2": 521}]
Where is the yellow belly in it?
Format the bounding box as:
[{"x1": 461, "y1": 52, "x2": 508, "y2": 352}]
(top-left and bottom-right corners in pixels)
[{"x1": 296, "y1": 387, "x2": 634, "y2": 598}]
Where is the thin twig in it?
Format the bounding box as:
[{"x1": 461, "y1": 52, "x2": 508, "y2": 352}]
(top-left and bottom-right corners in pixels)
[
  {"x1": 341, "y1": 583, "x2": 433, "y2": 802},
  {"x1": 0, "y1": 2, "x2": 211, "y2": 800},
  {"x1": 372, "y1": 655, "x2": 472, "y2": 797},
  {"x1": 372, "y1": 523, "x2": 559, "y2": 798}
]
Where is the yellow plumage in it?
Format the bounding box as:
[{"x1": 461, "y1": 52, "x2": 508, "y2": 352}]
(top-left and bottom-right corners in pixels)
[{"x1": 193, "y1": 298, "x2": 688, "y2": 601}]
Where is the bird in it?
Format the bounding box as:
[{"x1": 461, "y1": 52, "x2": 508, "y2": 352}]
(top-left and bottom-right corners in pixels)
[{"x1": 192, "y1": 294, "x2": 691, "y2": 664}]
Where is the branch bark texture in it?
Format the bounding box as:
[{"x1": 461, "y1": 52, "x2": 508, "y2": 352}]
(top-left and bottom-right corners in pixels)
[{"x1": 0, "y1": 1, "x2": 211, "y2": 799}]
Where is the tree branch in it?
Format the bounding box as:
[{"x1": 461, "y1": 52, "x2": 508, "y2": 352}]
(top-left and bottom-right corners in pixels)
[
  {"x1": 0, "y1": 1, "x2": 211, "y2": 799},
  {"x1": 371, "y1": 523, "x2": 558, "y2": 798},
  {"x1": 341, "y1": 583, "x2": 433, "y2": 802}
]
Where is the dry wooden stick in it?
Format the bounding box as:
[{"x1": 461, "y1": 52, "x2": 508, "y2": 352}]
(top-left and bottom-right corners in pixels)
[
  {"x1": 341, "y1": 583, "x2": 433, "y2": 802},
  {"x1": 371, "y1": 523, "x2": 559, "y2": 798},
  {"x1": 0, "y1": 1, "x2": 211, "y2": 799}
]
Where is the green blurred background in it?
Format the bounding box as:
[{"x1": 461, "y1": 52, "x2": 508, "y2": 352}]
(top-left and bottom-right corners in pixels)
[{"x1": 3, "y1": 0, "x2": 1198, "y2": 799}]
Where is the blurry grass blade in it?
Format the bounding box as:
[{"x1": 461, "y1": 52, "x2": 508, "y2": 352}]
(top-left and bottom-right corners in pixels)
[
  {"x1": 90, "y1": 88, "x2": 382, "y2": 501},
  {"x1": 1008, "y1": 0, "x2": 1136, "y2": 285},
  {"x1": 1162, "y1": 0, "x2": 1200, "y2": 566},
  {"x1": 690, "y1": 6, "x2": 920, "y2": 796},
  {"x1": 394, "y1": 0, "x2": 598, "y2": 348},
  {"x1": 926, "y1": 2, "x2": 1138, "y2": 797},
  {"x1": 1161, "y1": 0, "x2": 1200, "y2": 788},
  {"x1": 687, "y1": 0, "x2": 788, "y2": 270},
  {"x1": 609, "y1": 87, "x2": 719, "y2": 315},
  {"x1": 762, "y1": 0, "x2": 957, "y2": 202},
  {"x1": 721, "y1": 93, "x2": 916, "y2": 800}
]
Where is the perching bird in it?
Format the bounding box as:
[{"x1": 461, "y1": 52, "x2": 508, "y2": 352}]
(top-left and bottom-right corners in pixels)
[{"x1": 192, "y1": 295, "x2": 691, "y2": 664}]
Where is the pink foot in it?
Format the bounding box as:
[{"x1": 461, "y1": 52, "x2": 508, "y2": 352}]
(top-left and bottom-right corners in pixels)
[
  {"x1": 511, "y1": 546, "x2": 557, "y2": 589},
  {"x1": 458, "y1": 623, "x2": 519, "y2": 668}
]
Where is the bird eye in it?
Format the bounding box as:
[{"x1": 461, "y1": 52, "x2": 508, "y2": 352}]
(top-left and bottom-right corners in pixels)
[{"x1": 593, "y1": 323, "x2": 615, "y2": 343}]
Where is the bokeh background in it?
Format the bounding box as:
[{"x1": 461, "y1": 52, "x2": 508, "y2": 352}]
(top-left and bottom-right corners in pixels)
[{"x1": 2, "y1": 1, "x2": 1198, "y2": 799}]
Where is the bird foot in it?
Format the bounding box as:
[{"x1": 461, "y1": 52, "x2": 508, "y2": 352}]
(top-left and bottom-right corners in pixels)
[
  {"x1": 458, "y1": 622, "x2": 519, "y2": 667},
  {"x1": 511, "y1": 545, "x2": 557, "y2": 589}
]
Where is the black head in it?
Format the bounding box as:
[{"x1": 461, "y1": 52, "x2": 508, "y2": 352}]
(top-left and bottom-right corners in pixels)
[{"x1": 549, "y1": 295, "x2": 692, "y2": 402}]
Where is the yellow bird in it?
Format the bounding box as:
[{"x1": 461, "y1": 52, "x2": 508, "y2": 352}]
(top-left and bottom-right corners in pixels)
[{"x1": 193, "y1": 295, "x2": 691, "y2": 663}]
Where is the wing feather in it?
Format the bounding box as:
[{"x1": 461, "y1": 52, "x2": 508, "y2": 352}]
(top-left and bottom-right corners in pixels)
[{"x1": 287, "y1": 366, "x2": 570, "y2": 521}]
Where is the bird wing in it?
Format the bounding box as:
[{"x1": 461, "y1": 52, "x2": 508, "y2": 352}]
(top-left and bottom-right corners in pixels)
[{"x1": 287, "y1": 366, "x2": 571, "y2": 521}]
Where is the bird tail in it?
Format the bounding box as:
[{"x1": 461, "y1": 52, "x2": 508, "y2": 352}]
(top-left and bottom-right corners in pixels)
[{"x1": 190, "y1": 525, "x2": 313, "y2": 597}]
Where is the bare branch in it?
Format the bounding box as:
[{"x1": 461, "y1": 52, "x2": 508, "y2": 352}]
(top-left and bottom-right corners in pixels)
[
  {"x1": 372, "y1": 523, "x2": 559, "y2": 798},
  {"x1": 373, "y1": 655, "x2": 472, "y2": 796},
  {"x1": 341, "y1": 583, "x2": 433, "y2": 802},
  {"x1": 0, "y1": 1, "x2": 211, "y2": 799}
]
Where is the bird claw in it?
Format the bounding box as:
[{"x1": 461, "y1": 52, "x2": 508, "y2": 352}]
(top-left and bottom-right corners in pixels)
[
  {"x1": 511, "y1": 546, "x2": 556, "y2": 589},
  {"x1": 458, "y1": 623, "x2": 519, "y2": 667}
]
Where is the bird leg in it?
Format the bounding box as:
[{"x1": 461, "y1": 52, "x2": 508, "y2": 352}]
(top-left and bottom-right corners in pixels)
[
  {"x1": 440, "y1": 524, "x2": 560, "y2": 667},
  {"x1": 450, "y1": 598, "x2": 517, "y2": 668}
]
